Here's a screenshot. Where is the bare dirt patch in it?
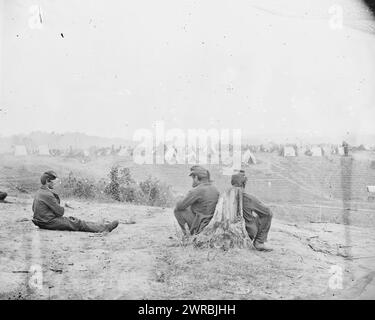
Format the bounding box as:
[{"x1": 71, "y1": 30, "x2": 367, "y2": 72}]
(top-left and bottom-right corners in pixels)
[{"x1": 1, "y1": 197, "x2": 374, "y2": 299}]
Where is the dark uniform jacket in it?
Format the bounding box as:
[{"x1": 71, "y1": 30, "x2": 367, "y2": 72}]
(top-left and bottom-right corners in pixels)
[
  {"x1": 175, "y1": 181, "x2": 220, "y2": 234},
  {"x1": 32, "y1": 186, "x2": 65, "y2": 225}
]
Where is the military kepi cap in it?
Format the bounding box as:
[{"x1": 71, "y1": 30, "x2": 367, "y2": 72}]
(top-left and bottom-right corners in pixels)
[
  {"x1": 43, "y1": 170, "x2": 58, "y2": 180},
  {"x1": 231, "y1": 172, "x2": 247, "y2": 187},
  {"x1": 188, "y1": 165, "x2": 209, "y2": 179}
]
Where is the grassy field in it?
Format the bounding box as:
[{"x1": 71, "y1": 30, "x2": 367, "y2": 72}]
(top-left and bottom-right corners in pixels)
[{"x1": 1, "y1": 152, "x2": 375, "y2": 299}]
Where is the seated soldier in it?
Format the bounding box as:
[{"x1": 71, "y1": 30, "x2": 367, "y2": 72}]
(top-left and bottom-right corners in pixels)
[
  {"x1": 231, "y1": 171, "x2": 273, "y2": 251},
  {"x1": 0, "y1": 191, "x2": 7, "y2": 202},
  {"x1": 32, "y1": 171, "x2": 119, "y2": 233},
  {"x1": 174, "y1": 165, "x2": 220, "y2": 235}
]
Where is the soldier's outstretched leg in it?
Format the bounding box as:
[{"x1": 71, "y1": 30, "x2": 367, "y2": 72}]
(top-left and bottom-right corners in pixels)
[{"x1": 34, "y1": 216, "x2": 118, "y2": 233}]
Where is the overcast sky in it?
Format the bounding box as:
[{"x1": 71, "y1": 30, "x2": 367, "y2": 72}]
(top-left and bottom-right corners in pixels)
[{"x1": 0, "y1": 0, "x2": 375, "y2": 143}]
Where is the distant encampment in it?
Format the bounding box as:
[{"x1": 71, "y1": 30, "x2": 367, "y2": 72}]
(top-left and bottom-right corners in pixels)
[{"x1": 0, "y1": 132, "x2": 374, "y2": 162}]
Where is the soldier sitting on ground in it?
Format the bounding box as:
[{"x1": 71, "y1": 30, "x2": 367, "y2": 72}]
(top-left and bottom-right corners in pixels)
[
  {"x1": 231, "y1": 171, "x2": 273, "y2": 252},
  {"x1": 32, "y1": 170, "x2": 119, "y2": 233},
  {"x1": 174, "y1": 165, "x2": 220, "y2": 235}
]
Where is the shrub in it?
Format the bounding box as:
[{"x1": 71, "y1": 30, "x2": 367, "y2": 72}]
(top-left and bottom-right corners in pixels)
[
  {"x1": 60, "y1": 167, "x2": 176, "y2": 207},
  {"x1": 105, "y1": 166, "x2": 143, "y2": 203},
  {"x1": 118, "y1": 167, "x2": 135, "y2": 185},
  {"x1": 105, "y1": 166, "x2": 121, "y2": 201},
  {"x1": 119, "y1": 185, "x2": 145, "y2": 203},
  {"x1": 61, "y1": 172, "x2": 97, "y2": 199},
  {"x1": 139, "y1": 176, "x2": 175, "y2": 207}
]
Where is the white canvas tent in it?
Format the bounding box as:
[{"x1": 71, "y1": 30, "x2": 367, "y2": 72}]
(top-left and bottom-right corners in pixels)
[
  {"x1": 310, "y1": 147, "x2": 322, "y2": 157},
  {"x1": 282, "y1": 146, "x2": 296, "y2": 157},
  {"x1": 367, "y1": 186, "x2": 375, "y2": 200},
  {"x1": 38, "y1": 145, "x2": 50, "y2": 156},
  {"x1": 337, "y1": 147, "x2": 345, "y2": 156},
  {"x1": 297, "y1": 146, "x2": 307, "y2": 156},
  {"x1": 242, "y1": 149, "x2": 256, "y2": 165},
  {"x1": 117, "y1": 148, "x2": 128, "y2": 156},
  {"x1": 363, "y1": 145, "x2": 371, "y2": 151},
  {"x1": 321, "y1": 146, "x2": 332, "y2": 156},
  {"x1": 83, "y1": 150, "x2": 90, "y2": 157},
  {"x1": 14, "y1": 145, "x2": 27, "y2": 156},
  {"x1": 262, "y1": 143, "x2": 273, "y2": 152}
]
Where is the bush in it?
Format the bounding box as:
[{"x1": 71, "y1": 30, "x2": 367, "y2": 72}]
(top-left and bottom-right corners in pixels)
[
  {"x1": 61, "y1": 172, "x2": 98, "y2": 199},
  {"x1": 105, "y1": 166, "x2": 143, "y2": 204},
  {"x1": 104, "y1": 166, "x2": 122, "y2": 201},
  {"x1": 104, "y1": 166, "x2": 175, "y2": 207},
  {"x1": 139, "y1": 176, "x2": 175, "y2": 207},
  {"x1": 119, "y1": 185, "x2": 145, "y2": 203},
  {"x1": 60, "y1": 167, "x2": 176, "y2": 208}
]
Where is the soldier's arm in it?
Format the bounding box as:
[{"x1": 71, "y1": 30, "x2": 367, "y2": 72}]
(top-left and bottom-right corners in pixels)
[
  {"x1": 41, "y1": 193, "x2": 65, "y2": 217},
  {"x1": 175, "y1": 189, "x2": 201, "y2": 211}
]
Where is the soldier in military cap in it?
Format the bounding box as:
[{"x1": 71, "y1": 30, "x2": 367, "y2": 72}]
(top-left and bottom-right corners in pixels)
[
  {"x1": 231, "y1": 171, "x2": 273, "y2": 251},
  {"x1": 32, "y1": 170, "x2": 119, "y2": 233},
  {"x1": 174, "y1": 165, "x2": 220, "y2": 235}
]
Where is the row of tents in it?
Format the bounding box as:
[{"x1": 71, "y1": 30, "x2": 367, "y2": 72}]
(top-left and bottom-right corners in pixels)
[
  {"x1": 10, "y1": 143, "x2": 258, "y2": 166},
  {"x1": 9, "y1": 143, "x2": 367, "y2": 161},
  {"x1": 160, "y1": 146, "x2": 257, "y2": 165},
  {"x1": 150, "y1": 144, "x2": 353, "y2": 163},
  {"x1": 281, "y1": 145, "x2": 347, "y2": 157}
]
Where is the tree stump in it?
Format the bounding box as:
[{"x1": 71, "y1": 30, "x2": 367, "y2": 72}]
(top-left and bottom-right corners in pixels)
[{"x1": 193, "y1": 187, "x2": 251, "y2": 250}]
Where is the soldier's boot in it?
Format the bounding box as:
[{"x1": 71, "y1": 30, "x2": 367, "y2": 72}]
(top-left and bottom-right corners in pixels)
[
  {"x1": 0, "y1": 192, "x2": 7, "y2": 202},
  {"x1": 103, "y1": 220, "x2": 119, "y2": 233},
  {"x1": 253, "y1": 240, "x2": 273, "y2": 252}
]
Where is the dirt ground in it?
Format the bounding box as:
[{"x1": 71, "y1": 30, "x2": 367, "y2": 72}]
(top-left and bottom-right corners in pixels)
[
  {"x1": 1, "y1": 152, "x2": 375, "y2": 299},
  {"x1": 1, "y1": 195, "x2": 375, "y2": 300}
]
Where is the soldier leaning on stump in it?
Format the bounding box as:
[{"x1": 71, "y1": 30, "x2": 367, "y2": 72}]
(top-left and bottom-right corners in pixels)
[
  {"x1": 173, "y1": 165, "x2": 220, "y2": 235},
  {"x1": 230, "y1": 171, "x2": 273, "y2": 251},
  {"x1": 173, "y1": 165, "x2": 273, "y2": 252}
]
